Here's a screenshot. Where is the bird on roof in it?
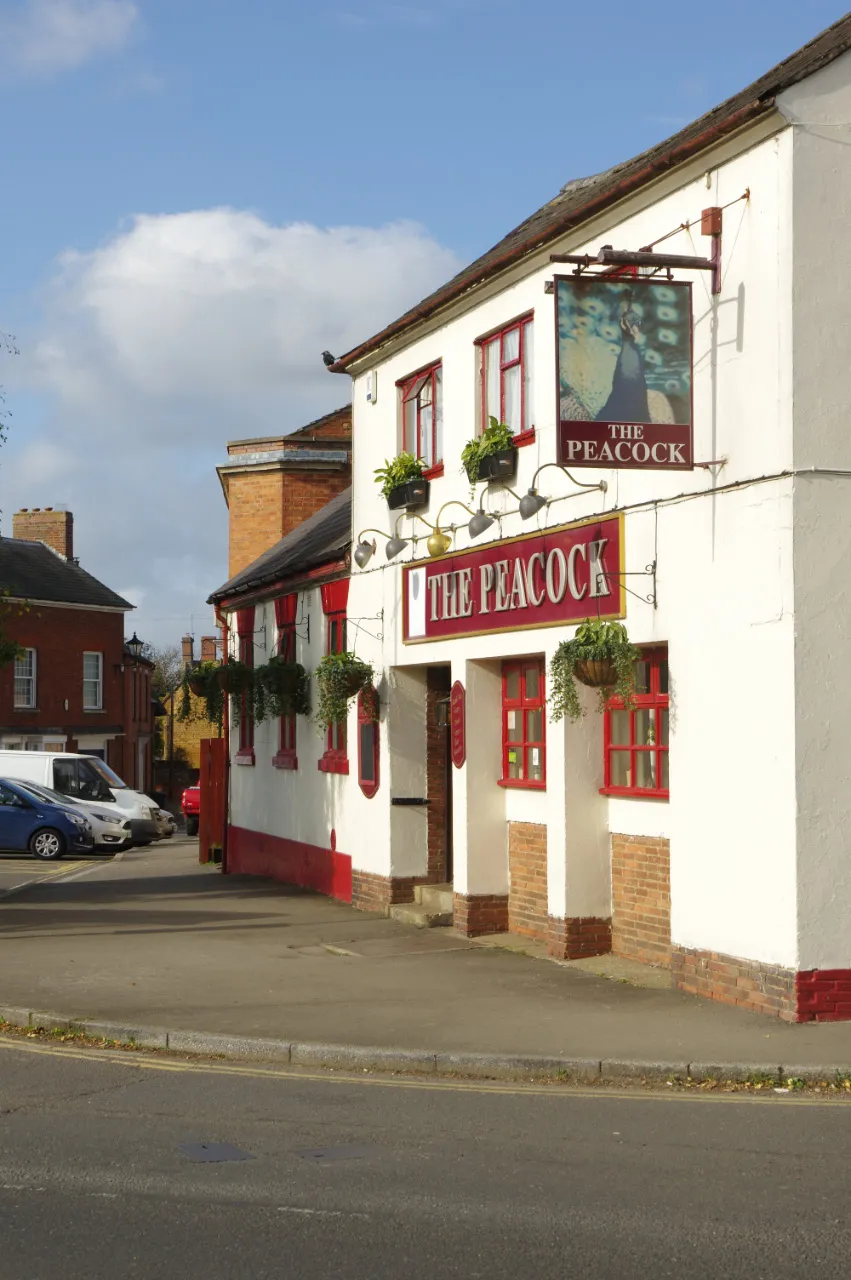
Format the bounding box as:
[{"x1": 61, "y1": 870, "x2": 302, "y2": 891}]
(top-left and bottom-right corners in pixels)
[{"x1": 322, "y1": 351, "x2": 336, "y2": 367}]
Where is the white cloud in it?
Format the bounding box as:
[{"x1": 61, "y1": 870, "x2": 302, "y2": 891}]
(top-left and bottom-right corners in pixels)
[
  {"x1": 6, "y1": 210, "x2": 461, "y2": 644},
  {"x1": 0, "y1": 0, "x2": 139, "y2": 79}
]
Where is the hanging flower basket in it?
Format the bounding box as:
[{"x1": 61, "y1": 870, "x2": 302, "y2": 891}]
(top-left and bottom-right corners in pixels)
[
  {"x1": 255, "y1": 657, "x2": 310, "y2": 720},
  {"x1": 314, "y1": 652, "x2": 375, "y2": 730},
  {"x1": 549, "y1": 620, "x2": 639, "y2": 722},
  {"x1": 574, "y1": 658, "x2": 619, "y2": 688},
  {"x1": 187, "y1": 672, "x2": 208, "y2": 697},
  {"x1": 216, "y1": 660, "x2": 253, "y2": 696}
]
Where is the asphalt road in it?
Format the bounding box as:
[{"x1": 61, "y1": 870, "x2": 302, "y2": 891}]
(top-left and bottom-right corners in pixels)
[
  {"x1": 0, "y1": 850, "x2": 112, "y2": 896},
  {"x1": 0, "y1": 1039, "x2": 849, "y2": 1279}
]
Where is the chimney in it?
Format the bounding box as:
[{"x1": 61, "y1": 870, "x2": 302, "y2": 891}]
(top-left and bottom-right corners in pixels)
[
  {"x1": 200, "y1": 636, "x2": 219, "y2": 663},
  {"x1": 13, "y1": 508, "x2": 74, "y2": 560},
  {"x1": 181, "y1": 634, "x2": 194, "y2": 668},
  {"x1": 218, "y1": 405, "x2": 352, "y2": 578}
]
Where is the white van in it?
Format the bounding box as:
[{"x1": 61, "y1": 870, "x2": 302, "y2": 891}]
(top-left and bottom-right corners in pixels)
[{"x1": 0, "y1": 751, "x2": 159, "y2": 845}]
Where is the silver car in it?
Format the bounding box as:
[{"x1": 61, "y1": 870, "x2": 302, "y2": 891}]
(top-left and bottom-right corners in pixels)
[{"x1": 4, "y1": 778, "x2": 133, "y2": 851}]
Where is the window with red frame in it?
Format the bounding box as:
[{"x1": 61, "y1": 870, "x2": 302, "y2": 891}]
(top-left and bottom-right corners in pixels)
[
  {"x1": 477, "y1": 316, "x2": 534, "y2": 437},
  {"x1": 603, "y1": 648, "x2": 669, "y2": 798},
  {"x1": 501, "y1": 659, "x2": 546, "y2": 787},
  {"x1": 236, "y1": 610, "x2": 255, "y2": 758},
  {"x1": 357, "y1": 688, "x2": 380, "y2": 798},
  {"x1": 399, "y1": 363, "x2": 443, "y2": 468},
  {"x1": 274, "y1": 594, "x2": 298, "y2": 769},
  {"x1": 326, "y1": 610, "x2": 347, "y2": 757}
]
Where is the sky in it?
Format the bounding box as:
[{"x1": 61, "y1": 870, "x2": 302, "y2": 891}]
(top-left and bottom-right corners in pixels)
[{"x1": 0, "y1": 0, "x2": 847, "y2": 647}]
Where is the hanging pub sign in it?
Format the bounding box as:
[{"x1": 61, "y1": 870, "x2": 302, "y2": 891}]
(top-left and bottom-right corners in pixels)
[
  {"x1": 403, "y1": 513, "x2": 624, "y2": 644},
  {"x1": 554, "y1": 275, "x2": 693, "y2": 470}
]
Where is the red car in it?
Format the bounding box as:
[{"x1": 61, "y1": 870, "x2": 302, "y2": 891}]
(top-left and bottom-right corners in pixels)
[{"x1": 181, "y1": 785, "x2": 200, "y2": 837}]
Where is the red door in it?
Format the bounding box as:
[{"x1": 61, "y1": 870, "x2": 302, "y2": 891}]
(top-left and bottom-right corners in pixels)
[{"x1": 199, "y1": 738, "x2": 226, "y2": 866}]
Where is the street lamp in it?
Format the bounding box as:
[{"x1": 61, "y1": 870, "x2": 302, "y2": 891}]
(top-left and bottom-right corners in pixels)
[{"x1": 125, "y1": 631, "x2": 144, "y2": 660}]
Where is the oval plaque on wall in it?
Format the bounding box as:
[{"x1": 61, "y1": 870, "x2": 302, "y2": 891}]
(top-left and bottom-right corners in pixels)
[{"x1": 450, "y1": 681, "x2": 466, "y2": 769}]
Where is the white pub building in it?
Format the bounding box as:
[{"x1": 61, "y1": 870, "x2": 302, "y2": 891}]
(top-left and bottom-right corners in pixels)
[{"x1": 212, "y1": 16, "x2": 851, "y2": 1022}]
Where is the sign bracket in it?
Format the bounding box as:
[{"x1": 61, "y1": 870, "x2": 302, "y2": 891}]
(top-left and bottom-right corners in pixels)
[{"x1": 596, "y1": 562, "x2": 657, "y2": 609}]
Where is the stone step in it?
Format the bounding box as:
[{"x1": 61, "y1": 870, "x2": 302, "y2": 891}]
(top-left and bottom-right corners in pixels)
[
  {"x1": 389, "y1": 903, "x2": 453, "y2": 929},
  {"x1": 414, "y1": 883, "x2": 454, "y2": 913}
]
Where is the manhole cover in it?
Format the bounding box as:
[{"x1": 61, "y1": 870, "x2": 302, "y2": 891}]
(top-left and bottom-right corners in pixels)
[{"x1": 179, "y1": 1142, "x2": 255, "y2": 1163}]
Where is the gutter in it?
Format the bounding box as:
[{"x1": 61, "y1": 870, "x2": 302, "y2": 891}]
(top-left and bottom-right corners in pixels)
[{"x1": 329, "y1": 97, "x2": 771, "y2": 374}]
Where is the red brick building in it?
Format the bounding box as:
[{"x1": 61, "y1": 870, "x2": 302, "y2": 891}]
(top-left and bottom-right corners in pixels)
[{"x1": 0, "y1": 508, "x2": 154, "y2": 792}]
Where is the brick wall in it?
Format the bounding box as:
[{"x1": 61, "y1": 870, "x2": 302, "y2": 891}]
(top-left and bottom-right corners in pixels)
[
  {"x1": 425, "y1": 668, "x2": 450, "y2": 882},
  {"x1": 508, "y1": 821, "x2": 548, "y2": 941},
  {"x1": 611, "y1": 834, "x2": 671, "y2": 967},
  {"x1": 351, "y1": 870, "x2": 425, "y2": 914},
  {"x1": 227, "y1": 467, "x2": 351, "y2": 578},
  {"x1": 672, "y1": 946, "x2": 796, "y2": 1019},
  {"x1": 12, "y1": 508, "x2": 73, "y2": 559},
  {"x1": 453, "y1": 893, "x2": 509, "y2": 936},
  {"x1": 548, "y1": 916, "x2": 612, "y2": 960}
]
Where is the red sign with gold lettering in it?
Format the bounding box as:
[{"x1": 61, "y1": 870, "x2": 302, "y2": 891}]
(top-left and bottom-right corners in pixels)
[
  {"x1": 403, "y1": 513, "x2": 624, "y2": 644},
  {"x1": 450, "y1": 681, "x2": 466, "y2": 769}
]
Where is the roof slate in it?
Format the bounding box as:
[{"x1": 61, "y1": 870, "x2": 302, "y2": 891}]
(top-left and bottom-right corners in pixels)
[
  {"x1": 208, "y1": 487, "x2": 351, "y2": 604},
  {"x1": 0, "y1": 539, "x2": 132, "y2": 610},
  {"x1": 331, "y1": 13, "x2": 851, "y2": 371}
]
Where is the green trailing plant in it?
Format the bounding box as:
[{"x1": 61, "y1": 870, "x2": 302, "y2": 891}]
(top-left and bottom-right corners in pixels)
[
  {"x1": 313, "y1": 651, "x2": 376, "y2": 731},
  {"x1": 186, "y1": 660, "x2": 218, "y2": 697},
  {"x1": 374, "y1": 451, "x2": 426, "y2": 500},
  {"x1": 548, "y1": 619, "x2": 639, "y2": 722},
  {"x1": 176, "y1": 662, "x2": 224, "y2": 726},
  {"x1": 216, "y1": 659, "x2": 253, "y2": 696},
  {"x1": 253, "y1": 657, "x2": 310, "y2": 723},
  {"x1": 461, "y1": 416, "x2": 515, "y2": 485}
]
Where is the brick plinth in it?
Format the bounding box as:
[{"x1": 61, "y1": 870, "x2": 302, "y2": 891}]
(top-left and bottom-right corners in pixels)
[
  {"x1": 453, "y1": 894, "x2": 508, "y2": 936},
  {"x1": 351, "y1": 870, "x2": 426, "y2": 914},
  {"x1": 508, "y1": 822, "x2": 548, "y2": 941},
  {"x1": 611, "y1": 833, "x2": 671, "y2": 967},
  {"x1": 796, "y1": 970, "x2": 851, "y2": 1022},
  {"x1": 672, "y1": 945, "x2": 796, "y2": 1019},
  {"x1": 425, "y1": 668, "x2": 451, "y2": 883},
  {"x1": 548, "y1": 916, "x2": 612, "y2": 960}
]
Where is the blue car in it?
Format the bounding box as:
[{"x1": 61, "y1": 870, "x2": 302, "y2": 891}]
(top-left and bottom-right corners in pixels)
[{"x1": 0, "y1": 778, "x2": 94, "y2": 860}]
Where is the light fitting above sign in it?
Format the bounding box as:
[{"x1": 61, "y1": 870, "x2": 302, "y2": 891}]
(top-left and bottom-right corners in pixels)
[
  {"x1": 403, "y1": 513, "x2": 625, "y2": 644},
  {"x1": 555, "y1": 276, "x2": 693, "y2": 471}
]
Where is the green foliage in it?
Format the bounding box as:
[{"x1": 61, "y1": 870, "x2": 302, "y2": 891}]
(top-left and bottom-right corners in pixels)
[
  {"x1": 313, "y1": 651, "x2": 375, "y2": 730},
  {"x1": 252, "y1": 657, "x2": 310, "y2": 724},
  {"x1": 461, "y1": 416, "x2": 515, "y2": 484},
  {"x1": 549, "y1": 619, "x2": 639, "y2": 722},
  {"x1": 373, "y1": 451, "x2": 426, "y2": 500},
  {"x1": 177, "y1": 663, "x2": 224, "y2": 726},
  {"x1": 217, "y1": 659, "x2": 253, "y2": 696}
]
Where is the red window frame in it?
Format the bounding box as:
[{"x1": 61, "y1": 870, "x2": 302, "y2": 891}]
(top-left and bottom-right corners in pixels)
[
  {"x1": 398, "y1": 361, "x2": 442, "y2": 470},
  {"x1": 356, "y1": 688, "x2": 380, "y2": 798},
  {"x1": 318, "y1": 610, "x2": 349, "y2": 774},
  {"x1": 602, "y1": 647, "x2": 669, "y2": 799},
  {"x1": 499, "y1": 659, "x2": 546, "y2": 789},
  {"x1": 273, "y1": 594, "x2": 298, "y2": 771},
  {"x1": 235, "y1": 607, "x2": 255, "y2": 765},
  {"x1": 476, "y1": 314, "x2": 534, "y2": 442}
]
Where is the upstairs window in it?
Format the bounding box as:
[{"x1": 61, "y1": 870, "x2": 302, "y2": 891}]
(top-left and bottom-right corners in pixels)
[
  {"x1": 83, "y1": 652, "x2": 103, "y2": 710},
  {"x1": 603, "y1": 647, "x2": 669, "y2": 798},
  {"x1": 399, "y1": 362, "x2": 443, "y2": 468},
  {"x1": 13, "y1": 649, "x2": 36, "y2": 709},
  {"x1": 477, "y1": 315, "x2": 534, "y2": 438}
]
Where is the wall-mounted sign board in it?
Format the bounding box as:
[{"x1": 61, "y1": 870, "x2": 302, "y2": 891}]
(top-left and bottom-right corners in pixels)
[
  {"x1": 450, "y1": 681, "x2": 466, "y2": 768},
  {"x1": 403, "y1": 512, "x2": 624, "y2": 644},
  {"x1": 555, "y1": 276, "x2": 693, "y2": 470}
]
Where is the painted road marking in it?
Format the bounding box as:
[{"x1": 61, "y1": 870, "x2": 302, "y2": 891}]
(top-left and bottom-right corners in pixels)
[{"x1": 0, "y1": 1034, "x2": 849, "y2": 1109}]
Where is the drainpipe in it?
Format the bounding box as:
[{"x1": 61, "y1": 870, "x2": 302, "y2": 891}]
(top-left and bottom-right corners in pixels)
[{"x1": 217, "y1": 609, "x2": 231, "y2": 875}]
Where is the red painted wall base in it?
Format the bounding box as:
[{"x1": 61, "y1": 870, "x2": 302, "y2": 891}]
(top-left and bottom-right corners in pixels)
[
  {"x1": 796, "y1": 970, "x2": 851, "y2": 1022},
  {"x1": 226, "y1": 826, "x2": 353, "y2": 904}
]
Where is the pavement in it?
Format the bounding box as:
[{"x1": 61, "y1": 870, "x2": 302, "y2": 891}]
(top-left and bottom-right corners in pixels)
[
  {"x1": 1, "y1": 1036, "x2": 850, "y2": 1279},
  {"x1": 2, "y1": 837, "x2": 851, "y2": 1081}
]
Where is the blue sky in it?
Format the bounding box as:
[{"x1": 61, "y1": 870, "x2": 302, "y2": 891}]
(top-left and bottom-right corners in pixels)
[{"x1": 0, "y1": 0, "x2": 846, "y2": 644}]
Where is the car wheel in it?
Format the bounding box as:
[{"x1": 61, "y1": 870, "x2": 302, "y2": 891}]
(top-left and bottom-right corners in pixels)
[
  {"x1": 30, "y1": 828, "x2": 67, "y2": 861},
  {"x1": 185, "y1": 816, "x2": 199, "y2": 837}
]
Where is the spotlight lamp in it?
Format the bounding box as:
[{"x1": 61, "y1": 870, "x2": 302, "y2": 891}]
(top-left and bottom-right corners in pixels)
[
  {"x1": 385, "y1": 535, "x2": 409, "y2": 560},
  {"x1": 353, "y1": 538, "x2": 376, "y2": 569},
  {"x1": 518, "y1": 463, "x2": 607, "y2": 520},
  {"x1": 425, "y1": 501, "x2": 478, "y2": 558},
  {"x1": 468, "y1": 506, "x2": 495, "y2": 539}
]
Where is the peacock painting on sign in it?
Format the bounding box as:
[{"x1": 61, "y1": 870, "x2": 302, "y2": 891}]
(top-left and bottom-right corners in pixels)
[{"x1": 555, "y1": 276, "x2": 693, "y2": 471}]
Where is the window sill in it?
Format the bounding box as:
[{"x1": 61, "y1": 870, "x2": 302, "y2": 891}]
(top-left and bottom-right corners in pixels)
[
  {"x1": 235, "y1": 748, "x2": 256, "y2": 766},
  {"x1": 13, "y1": 707, "x2": 37, "y2": 712},
  {"x1": 513, "y1": 427, "x2": 536, "y2": 448},
  {"x1": 318, "y1": 752, "x2": 349, "y2": 775},
  {"x1": 358, "y1": 779, "x2": 379, "y2": 798},
  {"x1": 422, "y1": 462, "x2": 444, "y2": 480},
  {"x1": 83, "y1": 708, "x2": 105, "y2": 714},
  {"x1": 497, "y1": 778, "x2": 546, "y2": 790},
  {"x1": 273, "y1": 750, "x2": 298, "y2": 771},
  {"x1": 599, "y1": 786, "x2": 669, "y2": 801}
]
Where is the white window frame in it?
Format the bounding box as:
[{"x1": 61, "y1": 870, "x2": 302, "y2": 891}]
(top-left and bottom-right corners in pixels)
[
  {"x1": 13, "y1": 649, "x2": 36, "y2": 709},
  {"x1": 83, "y1": 652, "x2": 103, "y2": 711}
]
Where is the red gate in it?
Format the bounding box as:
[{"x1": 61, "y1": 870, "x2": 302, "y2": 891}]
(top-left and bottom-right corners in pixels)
[{"x1": 199, "y1": 737, "x2": 227, "y2": 866}]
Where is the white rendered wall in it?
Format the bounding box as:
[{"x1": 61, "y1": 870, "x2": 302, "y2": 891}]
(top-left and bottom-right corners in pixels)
[{"x1": 781, "y1": 52, "x2": 851, "y2": 970}]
